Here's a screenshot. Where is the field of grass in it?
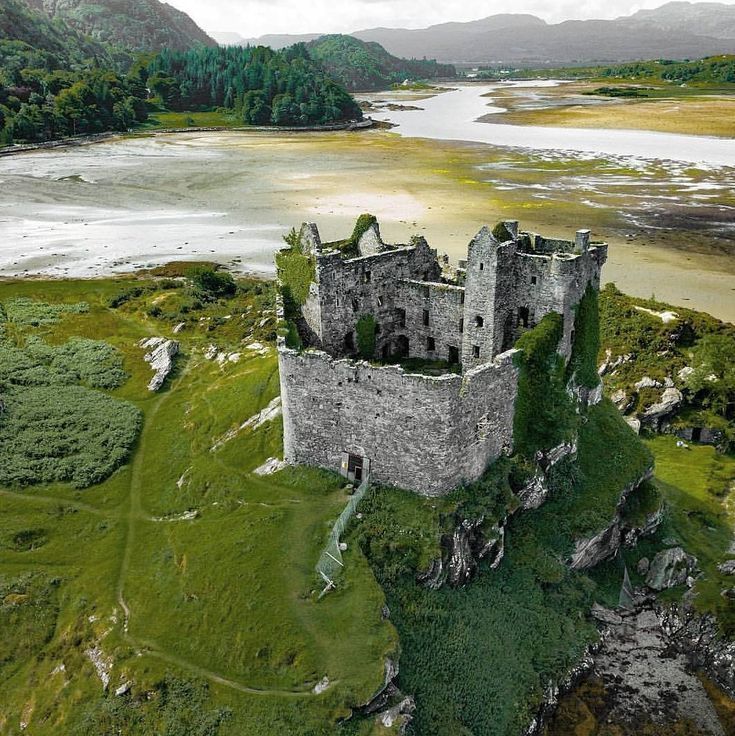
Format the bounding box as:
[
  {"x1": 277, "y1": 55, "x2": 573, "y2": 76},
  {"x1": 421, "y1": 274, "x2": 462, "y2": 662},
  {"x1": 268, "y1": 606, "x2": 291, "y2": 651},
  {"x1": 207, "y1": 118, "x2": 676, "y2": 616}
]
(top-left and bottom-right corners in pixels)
[
  {"x1": 144, "y1": 110, "x2": 244, "y2": 130},
  {"x1": 0, "y1": 276, "x2": 396, "y2": 735}
]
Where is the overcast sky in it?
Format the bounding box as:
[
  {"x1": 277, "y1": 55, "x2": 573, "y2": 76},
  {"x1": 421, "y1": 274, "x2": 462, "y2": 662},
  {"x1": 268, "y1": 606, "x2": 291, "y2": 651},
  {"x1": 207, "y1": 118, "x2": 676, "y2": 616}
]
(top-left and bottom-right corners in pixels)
[{"x1": 166, "y1": 0, "x2": 735, "y2": 39}]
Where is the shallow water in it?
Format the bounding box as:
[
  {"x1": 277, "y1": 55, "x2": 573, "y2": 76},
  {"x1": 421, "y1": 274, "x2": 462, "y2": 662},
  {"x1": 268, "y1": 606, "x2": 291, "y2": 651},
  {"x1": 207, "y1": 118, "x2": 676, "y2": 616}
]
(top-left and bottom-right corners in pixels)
[{"x1": 371, "y1": 83, "x2": 735, "y2": 166}]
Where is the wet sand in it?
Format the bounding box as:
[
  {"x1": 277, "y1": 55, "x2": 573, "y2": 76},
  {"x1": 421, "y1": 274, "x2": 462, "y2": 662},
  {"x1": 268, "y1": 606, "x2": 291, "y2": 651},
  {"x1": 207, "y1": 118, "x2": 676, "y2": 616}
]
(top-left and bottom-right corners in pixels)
[{"x1": 1, "y1": 124, "x2": 734, "y2": 322}]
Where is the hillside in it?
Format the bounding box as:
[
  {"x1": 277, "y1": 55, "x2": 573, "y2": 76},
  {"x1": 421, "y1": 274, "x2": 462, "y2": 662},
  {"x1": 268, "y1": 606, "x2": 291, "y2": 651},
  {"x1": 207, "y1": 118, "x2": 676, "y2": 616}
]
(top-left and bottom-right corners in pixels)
[
  {"x1": 247, "y1": 3, "x2": 735, "y2": 64},
  {"x1": 21, "y1": 0, "x2": 216, "y2": 52},
  {"x1": 0, "y1": 0, "x2": 112, "y2": 66},
  {"x1": 305, "y1": 34, "x2": 455, "y2": 91}
]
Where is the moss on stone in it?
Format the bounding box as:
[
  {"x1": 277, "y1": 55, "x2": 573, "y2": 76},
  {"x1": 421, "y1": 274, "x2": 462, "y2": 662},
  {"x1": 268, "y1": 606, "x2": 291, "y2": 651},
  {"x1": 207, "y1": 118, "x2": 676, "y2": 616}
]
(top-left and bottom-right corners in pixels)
[
  {"x1": 567, "y1": 285, "x2": 601, "y2": 389},
  {"x1": 513, "y1": 313, "x2": 576, "y2": 457},
  {"x1": 492, "y1": 221, "x2": 513, "y2": 243}
]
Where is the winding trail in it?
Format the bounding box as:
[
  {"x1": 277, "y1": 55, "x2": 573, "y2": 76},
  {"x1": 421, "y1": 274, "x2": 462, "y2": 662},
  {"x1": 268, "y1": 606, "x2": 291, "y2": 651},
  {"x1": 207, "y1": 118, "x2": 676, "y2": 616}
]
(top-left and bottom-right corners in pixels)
[{"x1": 111, "y1": 358, "x2": 315, "y2": 697}]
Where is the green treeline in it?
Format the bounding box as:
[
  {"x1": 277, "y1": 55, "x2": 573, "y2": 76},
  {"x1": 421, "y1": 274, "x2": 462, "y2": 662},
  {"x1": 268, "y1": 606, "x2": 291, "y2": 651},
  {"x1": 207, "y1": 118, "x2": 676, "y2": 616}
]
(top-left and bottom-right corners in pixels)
[
  {"x1": 147, "y1": 44, "x2": 363, "y2": 126},
  {"x1": 0, "y1": 61, "x2": 148, "y2": 144}
]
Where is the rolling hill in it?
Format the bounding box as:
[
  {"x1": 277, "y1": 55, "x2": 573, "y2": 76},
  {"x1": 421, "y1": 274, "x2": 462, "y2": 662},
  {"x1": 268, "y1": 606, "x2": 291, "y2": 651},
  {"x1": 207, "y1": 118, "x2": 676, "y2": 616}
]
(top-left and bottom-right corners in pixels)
[
  {"x1": 243, "y1": 2, "x2": 735, "y2": 65},
  {"x1": 305, "y1": 34, "x2": 455, "y2": 91}
]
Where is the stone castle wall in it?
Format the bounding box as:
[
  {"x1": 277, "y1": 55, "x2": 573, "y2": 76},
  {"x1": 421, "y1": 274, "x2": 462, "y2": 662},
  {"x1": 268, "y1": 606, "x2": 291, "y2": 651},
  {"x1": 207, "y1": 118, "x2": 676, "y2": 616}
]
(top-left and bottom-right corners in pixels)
[{"x1": 279, "y1": 342, "x2": 519, "y2": 496}]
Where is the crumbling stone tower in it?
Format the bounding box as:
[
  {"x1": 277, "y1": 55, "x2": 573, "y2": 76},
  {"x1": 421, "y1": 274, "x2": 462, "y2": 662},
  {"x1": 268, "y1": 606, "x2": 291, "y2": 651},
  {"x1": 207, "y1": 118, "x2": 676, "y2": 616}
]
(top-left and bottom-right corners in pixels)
[{"x1": 276, "y1": 218, "x2": 607, "y2": 496}]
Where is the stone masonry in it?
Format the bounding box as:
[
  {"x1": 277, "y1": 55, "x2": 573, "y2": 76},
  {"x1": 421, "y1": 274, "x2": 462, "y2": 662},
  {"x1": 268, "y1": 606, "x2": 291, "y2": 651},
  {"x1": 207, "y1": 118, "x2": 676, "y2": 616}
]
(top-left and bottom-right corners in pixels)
[{"x1": 277, "y1": 219, "x2": 608, "y2": 496}]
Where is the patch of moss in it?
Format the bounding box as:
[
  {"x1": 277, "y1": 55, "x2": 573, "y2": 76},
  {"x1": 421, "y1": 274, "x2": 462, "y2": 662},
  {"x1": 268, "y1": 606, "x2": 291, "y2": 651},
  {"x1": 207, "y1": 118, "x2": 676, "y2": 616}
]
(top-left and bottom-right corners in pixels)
[
  {"x1": 513, "y1": 312, "x2": 576, "y2": 457},
  {"x1": 492, "y1": 221, "x2": 514, "y2": 243},
  {"x1": 567, "y1": 285, "x2": 601, "y2": 389}
]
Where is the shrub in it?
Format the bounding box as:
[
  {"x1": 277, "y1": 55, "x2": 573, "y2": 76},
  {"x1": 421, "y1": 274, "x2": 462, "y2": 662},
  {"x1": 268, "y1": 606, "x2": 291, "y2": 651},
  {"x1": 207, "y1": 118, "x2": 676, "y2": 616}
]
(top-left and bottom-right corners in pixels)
[
  {"x1": 0, "y1": 385, "x2": 141, "y2": 488},
  {"x1": 3, "y1": 298, "x2": 88, "y2": 325},
  {"x1": 0, "y1": 337, "x2": 127, "y2": 390},
  {"x1": 186, "y1": 266, "x2": 237, "y2": 301}
]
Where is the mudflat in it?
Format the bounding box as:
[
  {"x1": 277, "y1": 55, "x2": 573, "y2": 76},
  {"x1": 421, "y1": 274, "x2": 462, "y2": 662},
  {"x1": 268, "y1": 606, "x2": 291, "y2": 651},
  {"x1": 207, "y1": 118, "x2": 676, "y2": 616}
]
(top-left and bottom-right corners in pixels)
[{"x1": 2, "y1": 125, "x2": 734, "y2": 321}]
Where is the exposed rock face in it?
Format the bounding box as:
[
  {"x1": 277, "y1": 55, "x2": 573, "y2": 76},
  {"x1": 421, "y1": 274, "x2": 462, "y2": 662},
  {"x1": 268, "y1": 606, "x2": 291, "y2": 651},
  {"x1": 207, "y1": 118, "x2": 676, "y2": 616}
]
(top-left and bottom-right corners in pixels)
[
  {"x1": 518, "y1": 440, "x2": 577, "y2": 510},
  {"x1": 418, "y1": 518, "x2": 505, "y2": 589},
  {"x1": 139, "y1": 337, "x2": 179, "y2": 392},
  {"x1": 642, "y1": 387, "x2": 683, "y2": 427},
  {"x1": 355, "y1": 659, "x2": 415, "y2": 733},
  {"x1": 659, "y1": 598, "x2": 735, "y2": 699},
  {"x1": 569, "y1": 469, "x2": 655, "y2": 570},
  {"x1": 718, "y1": 559, "x2": 735, "y2": 576},
  {"x1": 645, "y1": 547, "x2": 699, "y2": 591}
]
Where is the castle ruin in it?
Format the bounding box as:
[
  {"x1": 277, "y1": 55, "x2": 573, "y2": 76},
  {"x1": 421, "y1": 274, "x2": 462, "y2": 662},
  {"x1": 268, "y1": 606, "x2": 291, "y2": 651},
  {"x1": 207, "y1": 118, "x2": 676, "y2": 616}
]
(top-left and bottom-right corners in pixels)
[{"x1": 277, "y1": 218, "x2": 607, "y2": 496}]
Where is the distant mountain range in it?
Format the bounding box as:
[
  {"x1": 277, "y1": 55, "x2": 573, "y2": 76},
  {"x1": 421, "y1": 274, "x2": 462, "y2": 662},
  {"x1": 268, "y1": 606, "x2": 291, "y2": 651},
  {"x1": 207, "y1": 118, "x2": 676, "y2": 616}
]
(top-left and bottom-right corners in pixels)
[
  {"x1": 216, "y1": 2, "x2": 735, "y2": 64},
  {"x1": 17, "y1": 0, "x2": 216, "y2": 53}
]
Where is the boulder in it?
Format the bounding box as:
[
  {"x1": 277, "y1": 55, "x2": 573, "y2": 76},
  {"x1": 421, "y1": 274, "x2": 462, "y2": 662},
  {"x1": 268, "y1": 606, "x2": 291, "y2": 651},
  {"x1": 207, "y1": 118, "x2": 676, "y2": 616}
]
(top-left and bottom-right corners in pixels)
[
  {"x1": 645, "y1": 547, "x2": 698, "y2": 591},
  {"x1": 642, "y1": 387, "x2": 683, "y2": 425},
  {"x1": 139, "y1": 337, "x2": 179, "y2": 392},
  {"x1": 637, "y1": 557, "x2": 650, "y2": 575},
  {"x1": 635, "y1": 376, "x2": 662, "y2": 390},
  {"x1": 591, "y1": 602, "x2": 623, "y2": 626},
  {"x1": 718, "y1": 560, "x2": 735, "y2": 576},
  {"x1": 624, "y1": 416, "x2": 641, "y2": 434}
]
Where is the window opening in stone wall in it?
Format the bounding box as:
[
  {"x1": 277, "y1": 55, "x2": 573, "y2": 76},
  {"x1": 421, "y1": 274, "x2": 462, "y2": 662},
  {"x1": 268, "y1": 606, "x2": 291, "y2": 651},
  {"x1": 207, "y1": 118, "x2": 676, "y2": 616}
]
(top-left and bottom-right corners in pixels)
[
  {"x1": 459, "y1": 318, "x2": 464, "y2": 333},
  {"x1": 448, "y1": 345, "x2": 459, "y2": 364},
  {"x1": 423, "y1": 286, "x2": 430, "y2": 298},
  {"x1": 460, "y1": 292, "x2": 465, "y2": 304},
  {"x1": 427, "y1": 336, "x2": 436, "y2": 351},
  {"x1": 345, "y1": 331, "x2": 355, "y2": 351},
  {"x1": 519, "y1": 306, "x2": 530, "y2": 328},
  {"x1": 423, "y1": 309, "x2": 429, "y2": 326},
  {"x1": 363, "y1": 271, "x2": 372, "y2": 284},
  {"x1": 397, "y1": 308, "x2": 406, "y2": 328},
  {"x1": 382, "y1": 344, "x2": 390, "y2": 360},
  {"x1": 479, "y1": 262, "x2": 484, "y2": 271},
  {"x1": 352, "y1": 297, "x2": 359, "y2": 312},
  {"x1": 423, "y1": 271, "x2": 429, "y2": 281},
  {"x1": 473, "y1": 345, "x2": 480, "y2": 359},
  {"x1": 531, "y1": 276, "x2": 537, "y2": 285},
  {"x1": 475, "y1": 315, "x2": 484, "y2": 328},
  {"x1": 395, "y1": 335, "x2": 409, "y2": 358},
  {"x1": 375, "y1": 323, "x2": 381, "y2": 334}
]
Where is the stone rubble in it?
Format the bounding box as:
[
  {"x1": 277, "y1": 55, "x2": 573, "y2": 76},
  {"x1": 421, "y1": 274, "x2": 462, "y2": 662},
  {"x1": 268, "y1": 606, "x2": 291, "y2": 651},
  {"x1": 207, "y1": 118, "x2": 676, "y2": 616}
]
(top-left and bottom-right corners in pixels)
[{"x1": 645, "y1": 547, "x2": 699, "y2": 591}]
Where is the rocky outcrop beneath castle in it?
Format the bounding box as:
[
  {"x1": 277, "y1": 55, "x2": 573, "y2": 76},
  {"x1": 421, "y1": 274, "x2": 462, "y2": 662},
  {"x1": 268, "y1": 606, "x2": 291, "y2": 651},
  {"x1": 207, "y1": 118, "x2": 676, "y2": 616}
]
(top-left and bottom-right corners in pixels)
[
  {"x1": 569, "y1": 467, "x2": 656, "y2": 570},
  {"x1": 355, "y1": 658, "x2": 415, "y2": 734},
  {"x1": 644, "y1": 547, "x2": 699, "y2": 591},
  {"x1": 139, "y1": 337, "x2": 179, "y2": 391},
  {"x1": 418, "y1": 518, "x2": 505, "y2": 589},
  {"x1": 517, "y1": 440, "x2": 578, "y2": 510}
]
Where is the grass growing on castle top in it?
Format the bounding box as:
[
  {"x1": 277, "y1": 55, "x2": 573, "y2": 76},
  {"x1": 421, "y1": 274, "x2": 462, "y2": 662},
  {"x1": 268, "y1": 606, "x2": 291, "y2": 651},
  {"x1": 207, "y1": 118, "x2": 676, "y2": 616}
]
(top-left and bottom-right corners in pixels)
[{"x1": 0, "y1": 276, "x2": 396, "y2": 735}]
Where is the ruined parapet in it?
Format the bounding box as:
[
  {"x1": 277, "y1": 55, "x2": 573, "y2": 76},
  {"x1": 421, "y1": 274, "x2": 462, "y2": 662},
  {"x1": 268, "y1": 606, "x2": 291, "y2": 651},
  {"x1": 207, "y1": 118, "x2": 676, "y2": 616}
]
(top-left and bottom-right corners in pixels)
[{"x1": 298, "y1": 222, "x2": 321, "y2": 253}]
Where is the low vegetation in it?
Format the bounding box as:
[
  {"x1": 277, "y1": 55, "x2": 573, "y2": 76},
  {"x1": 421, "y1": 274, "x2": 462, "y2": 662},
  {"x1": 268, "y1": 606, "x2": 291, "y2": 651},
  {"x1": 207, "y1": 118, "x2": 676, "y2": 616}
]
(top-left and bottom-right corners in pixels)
[
  {"x1": 0, "y1": 275, "x2": 394, "y2": 735},
  {"x1": 598, "y1": 284, "x2": 735, "y2": 448}
]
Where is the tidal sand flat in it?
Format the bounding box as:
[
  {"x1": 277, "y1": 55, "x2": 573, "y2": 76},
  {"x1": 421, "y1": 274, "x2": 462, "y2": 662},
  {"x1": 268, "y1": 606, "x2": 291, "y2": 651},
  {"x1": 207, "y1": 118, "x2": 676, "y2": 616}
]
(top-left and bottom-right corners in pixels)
[
  {"x1": 481, "y1": 82, "x2": 735, "y2": 139},
  {"x1": 2, "y1": 115, "x2": 734, "y2": 321}
]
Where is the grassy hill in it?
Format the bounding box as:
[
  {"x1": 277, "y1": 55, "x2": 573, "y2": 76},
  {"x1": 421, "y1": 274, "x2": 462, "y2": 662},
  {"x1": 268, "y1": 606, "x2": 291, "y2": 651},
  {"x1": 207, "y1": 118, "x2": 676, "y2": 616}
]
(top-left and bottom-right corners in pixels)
[{"x1": 306, "y1": 34, "x2": 455, "y2": 91}]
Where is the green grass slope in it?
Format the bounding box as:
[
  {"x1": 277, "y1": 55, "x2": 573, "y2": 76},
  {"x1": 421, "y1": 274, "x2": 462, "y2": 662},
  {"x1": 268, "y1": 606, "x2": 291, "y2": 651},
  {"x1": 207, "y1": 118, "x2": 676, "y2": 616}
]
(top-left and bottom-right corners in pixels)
[{"x1": 0, "y1": 275, "x2": 395, "y2": 735}]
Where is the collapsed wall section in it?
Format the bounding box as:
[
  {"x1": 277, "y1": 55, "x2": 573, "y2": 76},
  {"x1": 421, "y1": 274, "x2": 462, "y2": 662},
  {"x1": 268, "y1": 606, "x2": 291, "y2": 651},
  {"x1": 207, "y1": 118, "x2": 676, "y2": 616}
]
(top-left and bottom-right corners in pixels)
[{"x1": 278, "y1": 342, "x2": 519, "y2": 496}]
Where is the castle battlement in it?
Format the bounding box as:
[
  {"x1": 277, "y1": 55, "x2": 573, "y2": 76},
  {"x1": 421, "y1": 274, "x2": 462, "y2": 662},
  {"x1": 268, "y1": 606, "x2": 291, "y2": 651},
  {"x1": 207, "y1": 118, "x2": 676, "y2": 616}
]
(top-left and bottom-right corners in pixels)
[{"x1": 277, "y1": 218, "x2": 607, "y2": 495}]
